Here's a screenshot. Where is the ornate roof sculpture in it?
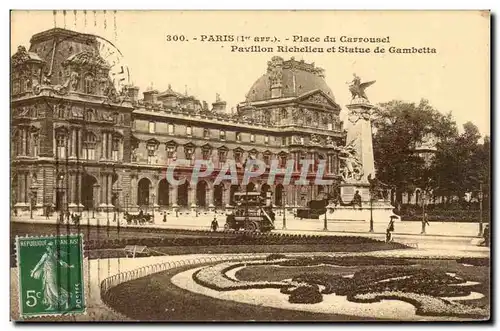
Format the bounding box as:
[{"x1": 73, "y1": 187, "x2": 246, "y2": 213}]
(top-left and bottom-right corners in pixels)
[
  {"x1": 11, "y1": 46, "x2": 44, "y2": 67},
  {"x1": 63, "y1": 50, "x2": 110, "y2": 70}
]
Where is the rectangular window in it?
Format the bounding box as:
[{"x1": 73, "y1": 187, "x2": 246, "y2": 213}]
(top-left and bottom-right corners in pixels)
[
  {"x1": 220, "y1": 130, "x2": 226, "y2": 141},
  {"x1": 250, "y1": 134, "x2": 255, "y2": 143},
  {"x1": 281, "y1": 137, "x2": 286, "y2": 146},
  {"x1": 327, "y1": 123, "x2": 333, "y2": 130},
  {"x1": 218, "y1": 150, "x2": 227, "y2": 164},
  {"x1": 263, "y1": 154, "x2": 271, "y2": 165},
  {"x1": 56, "y1": 135, "x2": 66, "y2": 159},
  {"x1": 236, "y1": 132, "x2": 241, "y2": 142},
  {"x1": 202, "y1": 149, "x2": 211, "y2": 160},
  {"x1": 265, "y1": 135, "x2": 269, "y2": 145},
  {"x1": 112, "y1": 139, "x2": 120, "y2": 161},
  {"x1": 168, "y1": 124, "x2": 174, "y2": 135},
  {"x1": 234, "y1": 151, "x2": 242, "y2": 163},
  {"x1": 186, "y1": 126, "x2": 192, "y2": 136},
  {"x1": 147, "y1": 144, "x2": 156, "y2": 164},
  {"x1": 149, "y1": 122, "x2": 156, "y2": 133},
  {"x1": 279, "y1": 155, "x2": 287, "y2": 168},
  {"x1": 167, "y1": 145, "x2": 176, "y2": 159},
  {"x1": 203, "y1": 129, "x2": 210, "y2": 139}
]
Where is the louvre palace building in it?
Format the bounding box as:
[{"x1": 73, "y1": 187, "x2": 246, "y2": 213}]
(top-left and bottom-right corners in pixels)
[{"x1": 11, "y1": 28, "x2": 346, "y2": 215}]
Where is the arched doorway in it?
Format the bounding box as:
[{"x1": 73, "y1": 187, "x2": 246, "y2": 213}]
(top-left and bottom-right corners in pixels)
[
  {"x1": 196, "y1": 181, "x2": 208, "y2": 207},
  {"x1": 275, "y1": 184, "x2": 284, "y2": 206},
  {"x1": 137, "y1": 178, "x2": 151, "y2": 207},
  {"x1": 229, "y1": 185, "x2": 240, "y2": 206},
  {"x1": 214, "y1": 184, "x2": 223, "y2": 207},
  {"x1": 81, "y1": 174, "x2": 97, "y2": 210},
  {"x1": 158, "y1": 179, "x2": 169, "y2": 207},
  {"x1": 177, "y1": 181, "x2": 189, "y2": 207}
]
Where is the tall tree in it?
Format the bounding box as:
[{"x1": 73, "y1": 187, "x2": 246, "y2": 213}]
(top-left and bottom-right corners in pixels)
[{"x1": 372, "y1": 99, "x2": 458, "y2": 203}]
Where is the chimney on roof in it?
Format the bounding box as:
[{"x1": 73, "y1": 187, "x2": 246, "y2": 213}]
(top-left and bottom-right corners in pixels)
[
  {"x1": 212, "y1": 93, "x2": 227, "y2": 112},
  {"x1": 123, "y1": 85, "x2": 140, "y2": 104},
  {"x1": 143, "y1": 89, "x2": 159, "y2": 104}
]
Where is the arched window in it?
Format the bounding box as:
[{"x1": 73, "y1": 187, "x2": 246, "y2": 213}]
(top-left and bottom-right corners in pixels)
[
  {"x1": 82, "y1": 132, "x2": 96, "y2": 160},
  {"x1": 84, "y1": 74, "x2": 94, "y2": 94}
]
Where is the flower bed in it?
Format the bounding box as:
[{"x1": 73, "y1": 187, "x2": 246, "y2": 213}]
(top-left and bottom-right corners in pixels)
[
  {"x1": 192, "y1": 261, "x2": 288, "y2": 291},
  {"x1": 288, "y1": 285, "x2": 323, "y2": 304},
  {"x1": 352, "y1": 291, "x2": 489, "y2": 319},
  {"x1": 277, "y1": 256, "x2": 413, "y2": 267},
  {"x1": 85, "y1": 233, "x2": 397, "y2": 250}
]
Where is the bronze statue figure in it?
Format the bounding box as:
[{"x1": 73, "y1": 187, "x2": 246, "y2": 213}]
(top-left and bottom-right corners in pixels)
[{"x1": 347, "y1": 73, "x2": 376, "y2": 101}]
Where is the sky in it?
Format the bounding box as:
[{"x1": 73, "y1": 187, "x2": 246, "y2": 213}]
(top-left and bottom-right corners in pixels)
[{"x1": 10, "y1": 10, "x2": 490, "y2": 137}]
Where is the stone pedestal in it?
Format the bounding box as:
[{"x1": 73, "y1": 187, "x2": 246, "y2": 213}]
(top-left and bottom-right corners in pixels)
[
  {"x1": 340, "y1": 181, "x2": 370, "y2": 204},
  {"x1": 321, "y1": 201, "x2": 399, "y2": 222}
]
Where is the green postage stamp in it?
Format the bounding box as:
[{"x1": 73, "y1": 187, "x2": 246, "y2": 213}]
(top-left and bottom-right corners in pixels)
[{"x1": 16, "y1": 234, "x2": 85, "y2": 318}]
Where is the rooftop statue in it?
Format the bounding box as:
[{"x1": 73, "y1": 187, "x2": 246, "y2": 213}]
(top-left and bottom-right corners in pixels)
[{"x1": 347, "y1": 73, "x2": 376, "y2": 101}]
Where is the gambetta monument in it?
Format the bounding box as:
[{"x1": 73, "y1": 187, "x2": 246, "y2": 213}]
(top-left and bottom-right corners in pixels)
[{"x1": 323, "y1": 74, "x2": 399, "y2": 222}]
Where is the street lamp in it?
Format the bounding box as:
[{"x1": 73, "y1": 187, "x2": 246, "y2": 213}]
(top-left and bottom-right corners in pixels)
[
  {"x1": 478, "y1": 182, "x2": 484, "y2": 237},
  {"x1": 369, "y1": 194, "x2": 374, "y2": 233},
  {"x1": 282, "y1": 194, "x2": 286, "y2": 230}
]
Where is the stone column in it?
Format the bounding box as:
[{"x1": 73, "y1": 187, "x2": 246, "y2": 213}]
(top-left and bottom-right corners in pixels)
[
  {"x1": 77, "y1": 129, "x2": 82, "y2": 159},
  {"x1": 21, "y1": 128, "x2": 26, "y2": 155},
  {"x1": 189, "y1": 187, "x2": 196, "y2": 207},
  {"x1": 170, "y1": 185, "x2": 178, "y2": 208},
  {"x1": 106, "y1": 133, "x2": 113, "y2": 159},
  {"x1": 207, "y1": 185, "x2": 214, "y2": 207},
  {"x1": 100, "y1": 174, "x2": 106, "y2": 205},
  {"x1": 71, "y1": 128, "x2": 77, "y2": 157},
  {"x1": 77, "y1": 171, "x2": 83, "y2": 208},
  {"x1": 26, "y1": 129, "x2": 30, "y2": 157},
  {"x1": 107, "y1": 174, "x2": 113, "y2": 207},
  {"x1": 223, "y1": 186, "x2": 230, "y2": 206},
  {"x1": 130, "y1": 175, "x2": 137, "y2": 208},
  {"x1": 102, "y1": 132, "x2": 107, "y2": 159},
  {"x1": 67, "y1": 172, "x2": 74, "y2": 205}
]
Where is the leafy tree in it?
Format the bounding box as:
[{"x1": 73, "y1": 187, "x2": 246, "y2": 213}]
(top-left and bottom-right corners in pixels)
[{"x1": 372, "y1": 99, "x2": 458, "y2": 203}]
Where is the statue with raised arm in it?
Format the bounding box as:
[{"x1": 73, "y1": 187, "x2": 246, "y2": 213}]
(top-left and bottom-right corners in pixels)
[{"x1": 347, "y1": 73, "x2": 376, "y2": 101}]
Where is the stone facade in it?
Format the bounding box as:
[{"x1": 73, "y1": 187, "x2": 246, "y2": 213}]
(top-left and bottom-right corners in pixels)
[{"x1": 11, "y1": 28, "x2": 346, "y2": 215}]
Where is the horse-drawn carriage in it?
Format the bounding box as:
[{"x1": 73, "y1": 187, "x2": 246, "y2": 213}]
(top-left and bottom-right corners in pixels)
[{"x1": 123, "y1": 211, "x2": 154, "y2": 225}]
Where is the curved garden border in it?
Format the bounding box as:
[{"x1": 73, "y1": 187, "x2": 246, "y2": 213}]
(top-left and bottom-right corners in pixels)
[{"x1": 100, "y1": 253, "x2": 270, "y2": 309}]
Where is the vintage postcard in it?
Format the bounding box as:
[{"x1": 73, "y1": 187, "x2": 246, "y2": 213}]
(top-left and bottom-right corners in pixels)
[{"x1": 10, "y1": 10, "x2": 490, "y2": 322}]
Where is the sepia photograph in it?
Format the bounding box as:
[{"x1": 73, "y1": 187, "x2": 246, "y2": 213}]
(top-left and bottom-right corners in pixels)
[{"x1": 9, "y1": 9, "x2": 490, "y2": 322}]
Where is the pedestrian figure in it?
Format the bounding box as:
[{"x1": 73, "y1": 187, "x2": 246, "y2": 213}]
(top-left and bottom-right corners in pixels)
[
  {"x1": 386, "y1": 216, "x2": 397, "y2": 243},
  {"x1": 482, "y1": 224, "x2": 490, "y2": 247},
  {"x1": 163, "y1": 212, "x2": 167, "y2": 223},
  {"x1": 421, "y1": 213, "x2": 430, "y2": 234},
  {"x1": 351, "y1": 190, "x2": 362, "y2": 209},
  {"x1": 211, "y1": 216, "x2": 219, "y2": 232},
  {"x1": 65, "y1": 211, "x2": 70, "y2": 223},
  {"x1": 14, "y1": 208, "x2": 18, "y2": 217}
]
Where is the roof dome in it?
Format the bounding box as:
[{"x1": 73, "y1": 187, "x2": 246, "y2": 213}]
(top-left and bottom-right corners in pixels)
[{"x1": 246, "y1": 56, "x2": 335, "y2": 102}]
